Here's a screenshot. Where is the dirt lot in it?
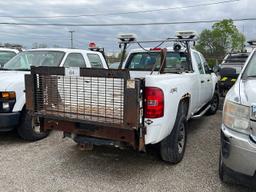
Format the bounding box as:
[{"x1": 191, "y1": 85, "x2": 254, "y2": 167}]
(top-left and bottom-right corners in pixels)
[{"x1": 0, "y1": 111, "x2": 255, "y2": 192}]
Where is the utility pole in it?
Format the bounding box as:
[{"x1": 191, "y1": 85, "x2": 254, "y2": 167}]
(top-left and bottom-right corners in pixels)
[{"x1": 69, "y1": 30, "x2": 75, "y2": 48}]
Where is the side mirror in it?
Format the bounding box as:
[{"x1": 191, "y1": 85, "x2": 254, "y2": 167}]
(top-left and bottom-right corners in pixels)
[{"x1": 213, "y1": 65, "x2": 220, "y2": 73}]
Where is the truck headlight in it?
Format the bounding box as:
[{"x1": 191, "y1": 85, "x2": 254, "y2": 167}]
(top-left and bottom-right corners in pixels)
[
  {"x1": 223, "y1": 101, "x2": 250, "y2": 134},
  {"x1": 0, "y1": 92, "x2": 16, "y2": 113}
]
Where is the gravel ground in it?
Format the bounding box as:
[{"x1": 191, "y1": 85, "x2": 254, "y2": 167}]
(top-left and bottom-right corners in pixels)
[{"x1": 0, "y1": 111, "x2": 255, "y2": 192}]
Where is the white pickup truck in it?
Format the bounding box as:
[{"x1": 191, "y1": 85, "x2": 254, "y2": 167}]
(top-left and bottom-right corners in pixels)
[
  {"x1": 25, "y1": 32, "x2": 219, "y2": 163},
  {"x1": 0, "y1": 48, "x2": 108, "y2": 141}
]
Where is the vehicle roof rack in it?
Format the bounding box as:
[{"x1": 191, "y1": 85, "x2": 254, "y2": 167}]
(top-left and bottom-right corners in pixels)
[{"x1": 117, "y1": 31, "x2": 198, "y2": 71}]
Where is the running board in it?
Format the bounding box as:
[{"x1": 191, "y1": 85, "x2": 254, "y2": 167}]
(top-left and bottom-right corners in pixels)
[{"x1": 192, "y1": 105, "x2": 211, "y2": 119}]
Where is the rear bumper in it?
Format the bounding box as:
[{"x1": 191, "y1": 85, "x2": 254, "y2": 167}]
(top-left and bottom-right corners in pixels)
[
  {"x1": 221, "y1": 124, "x2": 256, "y2": 177},
  {"x1": 41, "y1": 118, "x2": 144, "y2": 150},
  {"x1": 0, "y1": 112, "x2": 20, "y2": 131}
]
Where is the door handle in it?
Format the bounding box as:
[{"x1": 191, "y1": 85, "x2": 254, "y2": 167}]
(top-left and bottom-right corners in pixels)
[
  {"x1": 201, "y1": 80, "x2": 205, "y2": 83},
  {"x1": 207, "y1": 79, "x2": 210, "y2": 82}
]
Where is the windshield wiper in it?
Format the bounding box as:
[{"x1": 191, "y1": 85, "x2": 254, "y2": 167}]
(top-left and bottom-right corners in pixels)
[
  {"x1": 0, "y1": 68, "x2": 30, "y2": 71},
  {"x1": 247, "y1": 75, "x2": 256, "y2": 78},
  {"x1": 13, "y1": 69, "x2": 30, "y2": 71}
]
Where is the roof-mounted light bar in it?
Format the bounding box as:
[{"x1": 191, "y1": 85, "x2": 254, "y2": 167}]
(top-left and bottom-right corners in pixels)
[
  {"x1": 117, "y1": 33, "x2": 137, "y2": 43},
  {"x1": 176, "y1": 31, "x2": 198, "y2": 39}
]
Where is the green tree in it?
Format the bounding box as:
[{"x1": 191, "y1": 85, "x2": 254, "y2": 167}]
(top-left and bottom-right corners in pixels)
[{"x1": 196, "y1": 19, "x2": 245, "y2": 66}]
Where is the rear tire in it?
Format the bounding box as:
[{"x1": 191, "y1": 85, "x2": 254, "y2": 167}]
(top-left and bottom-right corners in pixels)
[
  {"x1": 160, "y1": 102, "x2": 187, "y2": 164},
  {"x1": 206, "y1": 91, "x2": 219, "y2": 115},
  {"x1": 17, "y1": 109, "x2": 49, "y2": 141}
]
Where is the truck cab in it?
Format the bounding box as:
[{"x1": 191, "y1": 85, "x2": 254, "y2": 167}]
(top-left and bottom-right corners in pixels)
[{"x1": 124, "y1": 47, "x2": 216, "y2": 110}]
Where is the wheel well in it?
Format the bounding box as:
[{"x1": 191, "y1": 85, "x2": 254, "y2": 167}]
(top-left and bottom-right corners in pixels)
[
  {"x1": 179, "y1": 94, "x2": 190, "y2": 117},
  {"x1": 215, "y1": 83, "x2": 219, "y2": 91}
]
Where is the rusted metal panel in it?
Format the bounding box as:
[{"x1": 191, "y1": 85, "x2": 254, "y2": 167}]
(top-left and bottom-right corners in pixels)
[
  {"x1": 31, "y1": 66, "x2": 130, "y2": 79},
  {"x1": 24, "y1": 74, "x2": 34, "y2": 111},
  {"x1": 124, "y1": 79, "x2": 144, "y2": 129},
  {"x1": 42, "y1": 118, "x2": 137, "y2": 148},
  {"x1": 28, "y1": 66, "x2": 143, "y2": 130}
]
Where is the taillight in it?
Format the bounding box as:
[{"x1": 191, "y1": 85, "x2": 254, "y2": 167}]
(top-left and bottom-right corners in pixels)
[{"x1": 144, "y1": 87, "x2": 164, "y2": 118}]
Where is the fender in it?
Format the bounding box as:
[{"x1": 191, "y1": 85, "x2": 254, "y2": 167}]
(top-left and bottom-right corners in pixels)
[
  {"x1": 180, "y1": 93, "x2": 191, "y2": 120},
  {"x1": 144, "y1": 73, "x2": 198, "y2": 144},
  {"x1": 13, "y1": 92, "x2": 26, "y2": 112}
]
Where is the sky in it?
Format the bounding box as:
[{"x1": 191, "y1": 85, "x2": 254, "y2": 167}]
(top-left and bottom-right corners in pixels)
[{"x1": 0, "y1": 0, "x2": 253, "y2": 53}]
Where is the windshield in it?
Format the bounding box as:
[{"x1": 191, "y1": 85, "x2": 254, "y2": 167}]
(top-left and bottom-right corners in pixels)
[
  {"x1": 0, "y1": 51, "x2": 16, "y2": 67},
  {"x1": 223, "y1": 53, "x2": 249, "y2": 66},
  {"x1": 242, "y1": 51, "x2": 256, "y2": 78},
  {"x1": 3, "y1": 51, "x2": 65, "y2": 70},
  {"x1": 125, "y1": 52, "x2": 189, "y2": 72}
]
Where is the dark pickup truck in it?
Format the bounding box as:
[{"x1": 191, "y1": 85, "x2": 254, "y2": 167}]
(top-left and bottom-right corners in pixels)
[{"x1": 219, "y1": 52, "x2": 249, "y2": 95}]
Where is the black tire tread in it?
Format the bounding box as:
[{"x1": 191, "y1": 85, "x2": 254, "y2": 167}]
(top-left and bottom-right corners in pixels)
[
  {"x1": 17, "y1": 109, "x2": 49, "y2": 141},
  {"x1": 206, "y1": 91, "x2": 219, "y2": 115},
  {"x1": 160, "y1": 101, "x2": 188, "y2": 164}
]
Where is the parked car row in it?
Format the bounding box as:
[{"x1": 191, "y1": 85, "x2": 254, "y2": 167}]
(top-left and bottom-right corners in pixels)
[{"x1": 0, "y1": 31, "x2": 255, "y2": 188}]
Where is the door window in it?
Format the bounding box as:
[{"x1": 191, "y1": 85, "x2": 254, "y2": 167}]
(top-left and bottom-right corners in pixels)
[
  {"x1": 200, "y1": 54, "x2": 211, "y2": 74},
  {"x1": 87, "y1": 53, "x2": 103, "y2": 68},
  {"x1": 64, "y1": 53, "x2": 86, "y2": 67},
  {"x1": 203, "y1": 64, "x2": 211, "y2": 74},
  {"x1": 194, "y1": 52, "x2": 204, "y2": 74}
]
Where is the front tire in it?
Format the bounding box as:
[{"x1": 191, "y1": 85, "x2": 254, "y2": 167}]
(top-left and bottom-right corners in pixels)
[
  {"x1": 219, "y1": 151, "x2": 226, "y2": 182},
  {"x1": 17, "y1": 109, "x2": 49, "y2": 141},
  {"x1": 160, "y1": 103, "x2": 187, "y2": 164}
]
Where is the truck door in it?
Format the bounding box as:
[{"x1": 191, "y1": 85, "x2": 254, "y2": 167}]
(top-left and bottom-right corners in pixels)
[
  {"x1": 193, "y1": 52, "x2": 208, "y2": 107},
  {"x1": 200, "y1": 54, "x2": 214, "y2": 102}
]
